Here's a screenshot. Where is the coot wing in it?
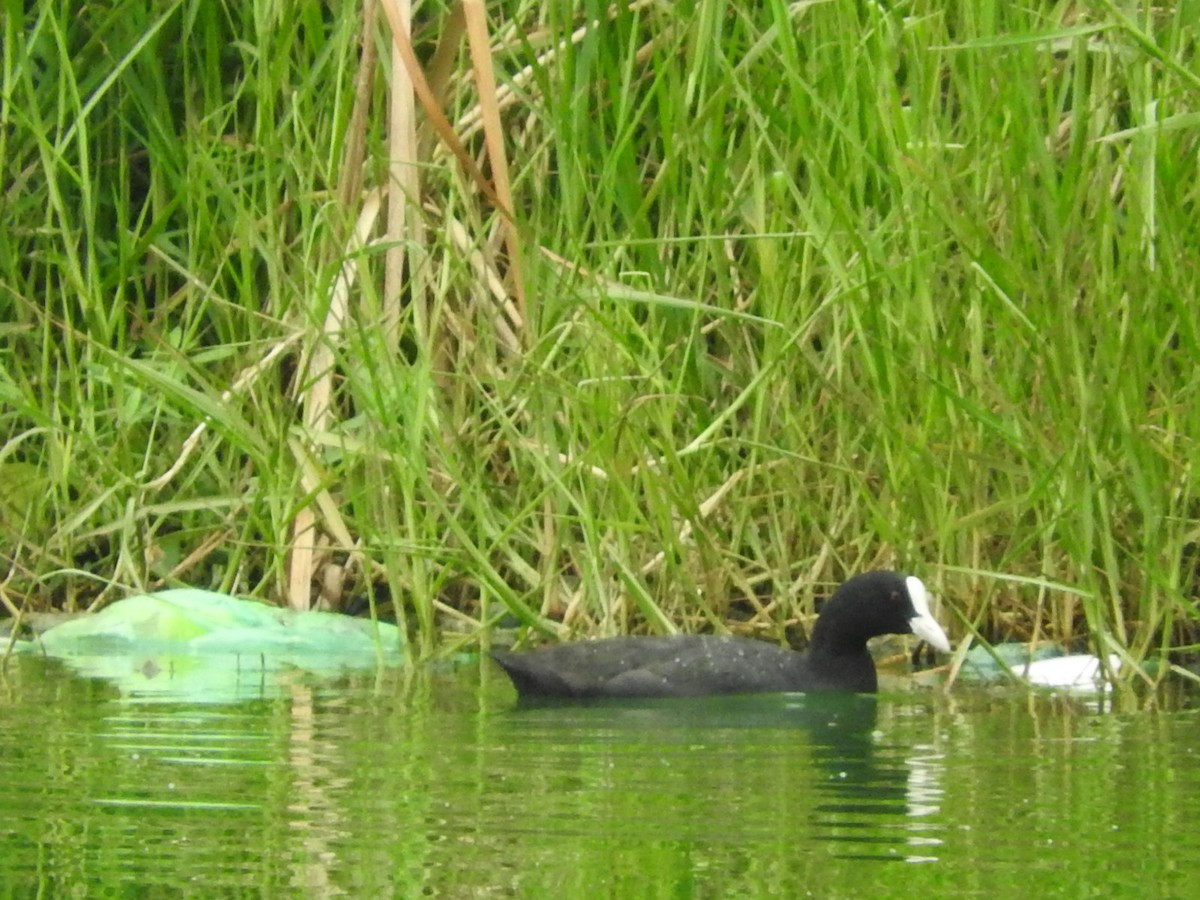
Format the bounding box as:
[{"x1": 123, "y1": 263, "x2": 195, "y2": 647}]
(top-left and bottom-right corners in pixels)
[{"x1": 493, "y1": 634, "x2": 808, "y2": 700}]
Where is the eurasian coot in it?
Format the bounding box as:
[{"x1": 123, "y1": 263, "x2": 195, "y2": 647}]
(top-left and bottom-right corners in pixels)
[{"x1": 492, "y1": 570, "x2": 951, "y2": 700}]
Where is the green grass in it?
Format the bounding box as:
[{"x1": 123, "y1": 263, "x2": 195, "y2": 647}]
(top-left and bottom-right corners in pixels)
[{"x1": 2, "y1": 0, "x2": 1199, "y2": 673}]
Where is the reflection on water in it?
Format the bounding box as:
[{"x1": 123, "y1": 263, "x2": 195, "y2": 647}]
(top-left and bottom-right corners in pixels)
[
  {"x1": 490, "y1": 691, "x2": 949, "y2": 864},
  {"x1": 2, "y1": 657, "x2": 1200, "y2": 897}
]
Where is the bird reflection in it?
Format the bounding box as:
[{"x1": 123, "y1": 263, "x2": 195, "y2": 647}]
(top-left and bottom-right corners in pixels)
[{"x1": 495, "y1": 691, "x2": 943, "y2": 862}]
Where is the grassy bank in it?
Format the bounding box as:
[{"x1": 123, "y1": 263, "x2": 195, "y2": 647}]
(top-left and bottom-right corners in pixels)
[{"x1": 2, "y1": 1, "x2": 1199, "y2": 669}]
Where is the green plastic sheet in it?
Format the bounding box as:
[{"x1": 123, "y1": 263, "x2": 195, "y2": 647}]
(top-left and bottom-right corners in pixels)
[{"x1": 10, "y1": 589, "x2": 403, "y2": 702}]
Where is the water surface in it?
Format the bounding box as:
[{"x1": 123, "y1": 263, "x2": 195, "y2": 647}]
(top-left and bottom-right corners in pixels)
[{"x1": 1, "y1": 656, "x2": 1196, "y2": 897}]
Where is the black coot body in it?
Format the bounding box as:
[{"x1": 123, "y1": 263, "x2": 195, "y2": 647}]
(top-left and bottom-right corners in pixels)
[{"x1": 492, "y1": 570, "x2": 951, "y2": 700}]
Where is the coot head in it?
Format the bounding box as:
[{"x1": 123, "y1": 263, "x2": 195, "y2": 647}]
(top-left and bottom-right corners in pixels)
[{"x1": 809, "y1": 570, "x2": 950, "y2": 656}]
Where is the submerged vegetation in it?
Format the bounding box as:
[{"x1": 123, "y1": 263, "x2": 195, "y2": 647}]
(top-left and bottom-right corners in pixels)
[{"x1": 2, "y1": 1, "x2": 1199, "y2": 671}]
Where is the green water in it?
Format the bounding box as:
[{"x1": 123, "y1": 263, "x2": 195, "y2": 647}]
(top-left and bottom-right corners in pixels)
[{"x1": 1, "y1": 657, "x2": 1197, "y2": 898}]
